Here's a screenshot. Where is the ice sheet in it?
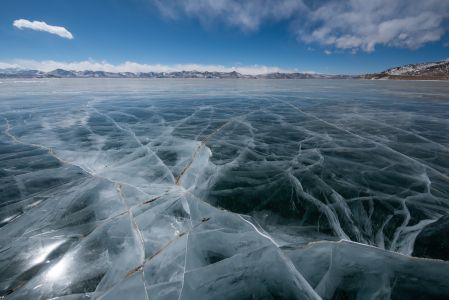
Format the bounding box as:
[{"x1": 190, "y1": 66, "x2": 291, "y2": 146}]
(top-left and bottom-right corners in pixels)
[{"x1": 1, "y1": 79, "x2": 449, "y2": 299}]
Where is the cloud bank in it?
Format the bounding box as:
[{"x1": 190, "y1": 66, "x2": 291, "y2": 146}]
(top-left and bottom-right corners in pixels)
[
  {"x1": 298, "y1": 0, "x2": 449, "y2": 52},
  {"x1": 13, "y1": 19, "x2": 74, "y2": 39},
  {"x1": 0, "y1": 59, "x2": 294, "y2": 75},
  {"x1": 152, "y1": 0, "x2": 449, "y2": 52}
]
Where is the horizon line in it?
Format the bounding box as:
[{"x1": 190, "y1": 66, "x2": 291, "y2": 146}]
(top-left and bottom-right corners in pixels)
[{"x1": 1, "y1": 58, "x2": 448, "y2": 76}]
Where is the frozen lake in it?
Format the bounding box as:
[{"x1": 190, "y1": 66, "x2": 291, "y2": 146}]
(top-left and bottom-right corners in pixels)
[{"x1": 1, "y1": 79, "x2": 449, "y2": 299}]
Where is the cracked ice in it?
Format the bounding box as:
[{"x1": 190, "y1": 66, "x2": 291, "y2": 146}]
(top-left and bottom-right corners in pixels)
[{"x1": 1, "y1": 79, "x2": 449, "y2": 299}]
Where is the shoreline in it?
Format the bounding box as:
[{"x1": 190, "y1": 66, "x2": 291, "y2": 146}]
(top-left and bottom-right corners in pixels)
[{"x1": 1, "y1": 77, "x2": 448, "y2": 81}]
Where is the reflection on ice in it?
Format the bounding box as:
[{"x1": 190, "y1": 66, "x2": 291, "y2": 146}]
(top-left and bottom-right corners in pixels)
[
  {"x1": 33, "y1": 240, "x2": 65, "y2": 266},
  {"x1": 45, "y1": 255, "x2": 69, "y2": 281},
  {"x1": 1, "y1": 79, "x2": 449, "y2": 299}
]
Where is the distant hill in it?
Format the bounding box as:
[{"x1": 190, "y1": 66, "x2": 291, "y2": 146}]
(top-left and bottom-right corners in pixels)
[
  {"x1": 2, "y1": 61, "x2": 448, "y2": 80},
  {"x1": 363, "y1": 60, "x2": 449, "y2": 80},
  {"x1": 0, "y1": 68, "x2": 353, "y2": 79}
]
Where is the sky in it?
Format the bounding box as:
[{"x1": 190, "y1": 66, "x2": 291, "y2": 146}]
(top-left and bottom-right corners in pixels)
[{"x1": 0, "y1": 0, "x2": 449, "y2": 75}]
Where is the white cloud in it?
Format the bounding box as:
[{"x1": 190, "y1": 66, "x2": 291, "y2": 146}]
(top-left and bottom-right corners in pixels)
[
  {"x1": 297, "y1": 0, "x2": 449, "y2": 52},
  {"x1": 324, "y1": 50, "x2": 332, "y2": 55},
  {"x1": 0, "y1": 62, "x2": 19, "y2": 69},
  {"x1": 152, "y1": 0, "x2": 304, "y2": 31},
  {"x1": 152, "y1": 0, "x2": 449, "y2": 52},
  {"x1": 13, "y1": 19, "x2": 73, "y2": 39},
  {"x1": 0, "y1": 59, "x2": 295, "y2": 75}
]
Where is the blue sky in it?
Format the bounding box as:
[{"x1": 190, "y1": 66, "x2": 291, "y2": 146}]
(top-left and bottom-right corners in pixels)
[{"x1": 1, "y1": 0, "x2": 448, "y2": 74}]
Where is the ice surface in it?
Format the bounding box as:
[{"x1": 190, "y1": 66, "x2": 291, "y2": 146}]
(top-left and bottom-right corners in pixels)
[{"x1": 1, "y1": 79, "x2": 449, "y2": 299}]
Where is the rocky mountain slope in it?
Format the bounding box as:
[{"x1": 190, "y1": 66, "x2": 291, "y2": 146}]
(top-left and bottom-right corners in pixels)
[{"x1": 364, "y1": 60, "x2": 449, "y2": 80}]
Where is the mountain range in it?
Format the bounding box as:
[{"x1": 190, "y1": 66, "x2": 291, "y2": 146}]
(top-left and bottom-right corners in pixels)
[
  {"x1": 0, "y1": 68, "x2": 353, "y2": 79},
  {"x1": 1, "y1": 60, "x2": 448, "y2": 80},
  {"x1": 363, "y1": 60, "x2": 449, "y2": 80}
]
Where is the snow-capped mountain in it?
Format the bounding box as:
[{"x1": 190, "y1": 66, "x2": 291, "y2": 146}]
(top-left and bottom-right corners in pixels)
[
  {"x1": 0, "y1": 68, "x2": 352, "y2": 79},
  {"x1": 0, "y1": 68, "x2": 46, "y2": 77},
  {"x1": 365, "y1": 60, "x2": 449, "y2": 80},
  {"x1": 2, "y1": 60, "x2": 448, "y2": 80},
  {"x1": 385, "y1": 60, "x2": 449, "y2": 76}
]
